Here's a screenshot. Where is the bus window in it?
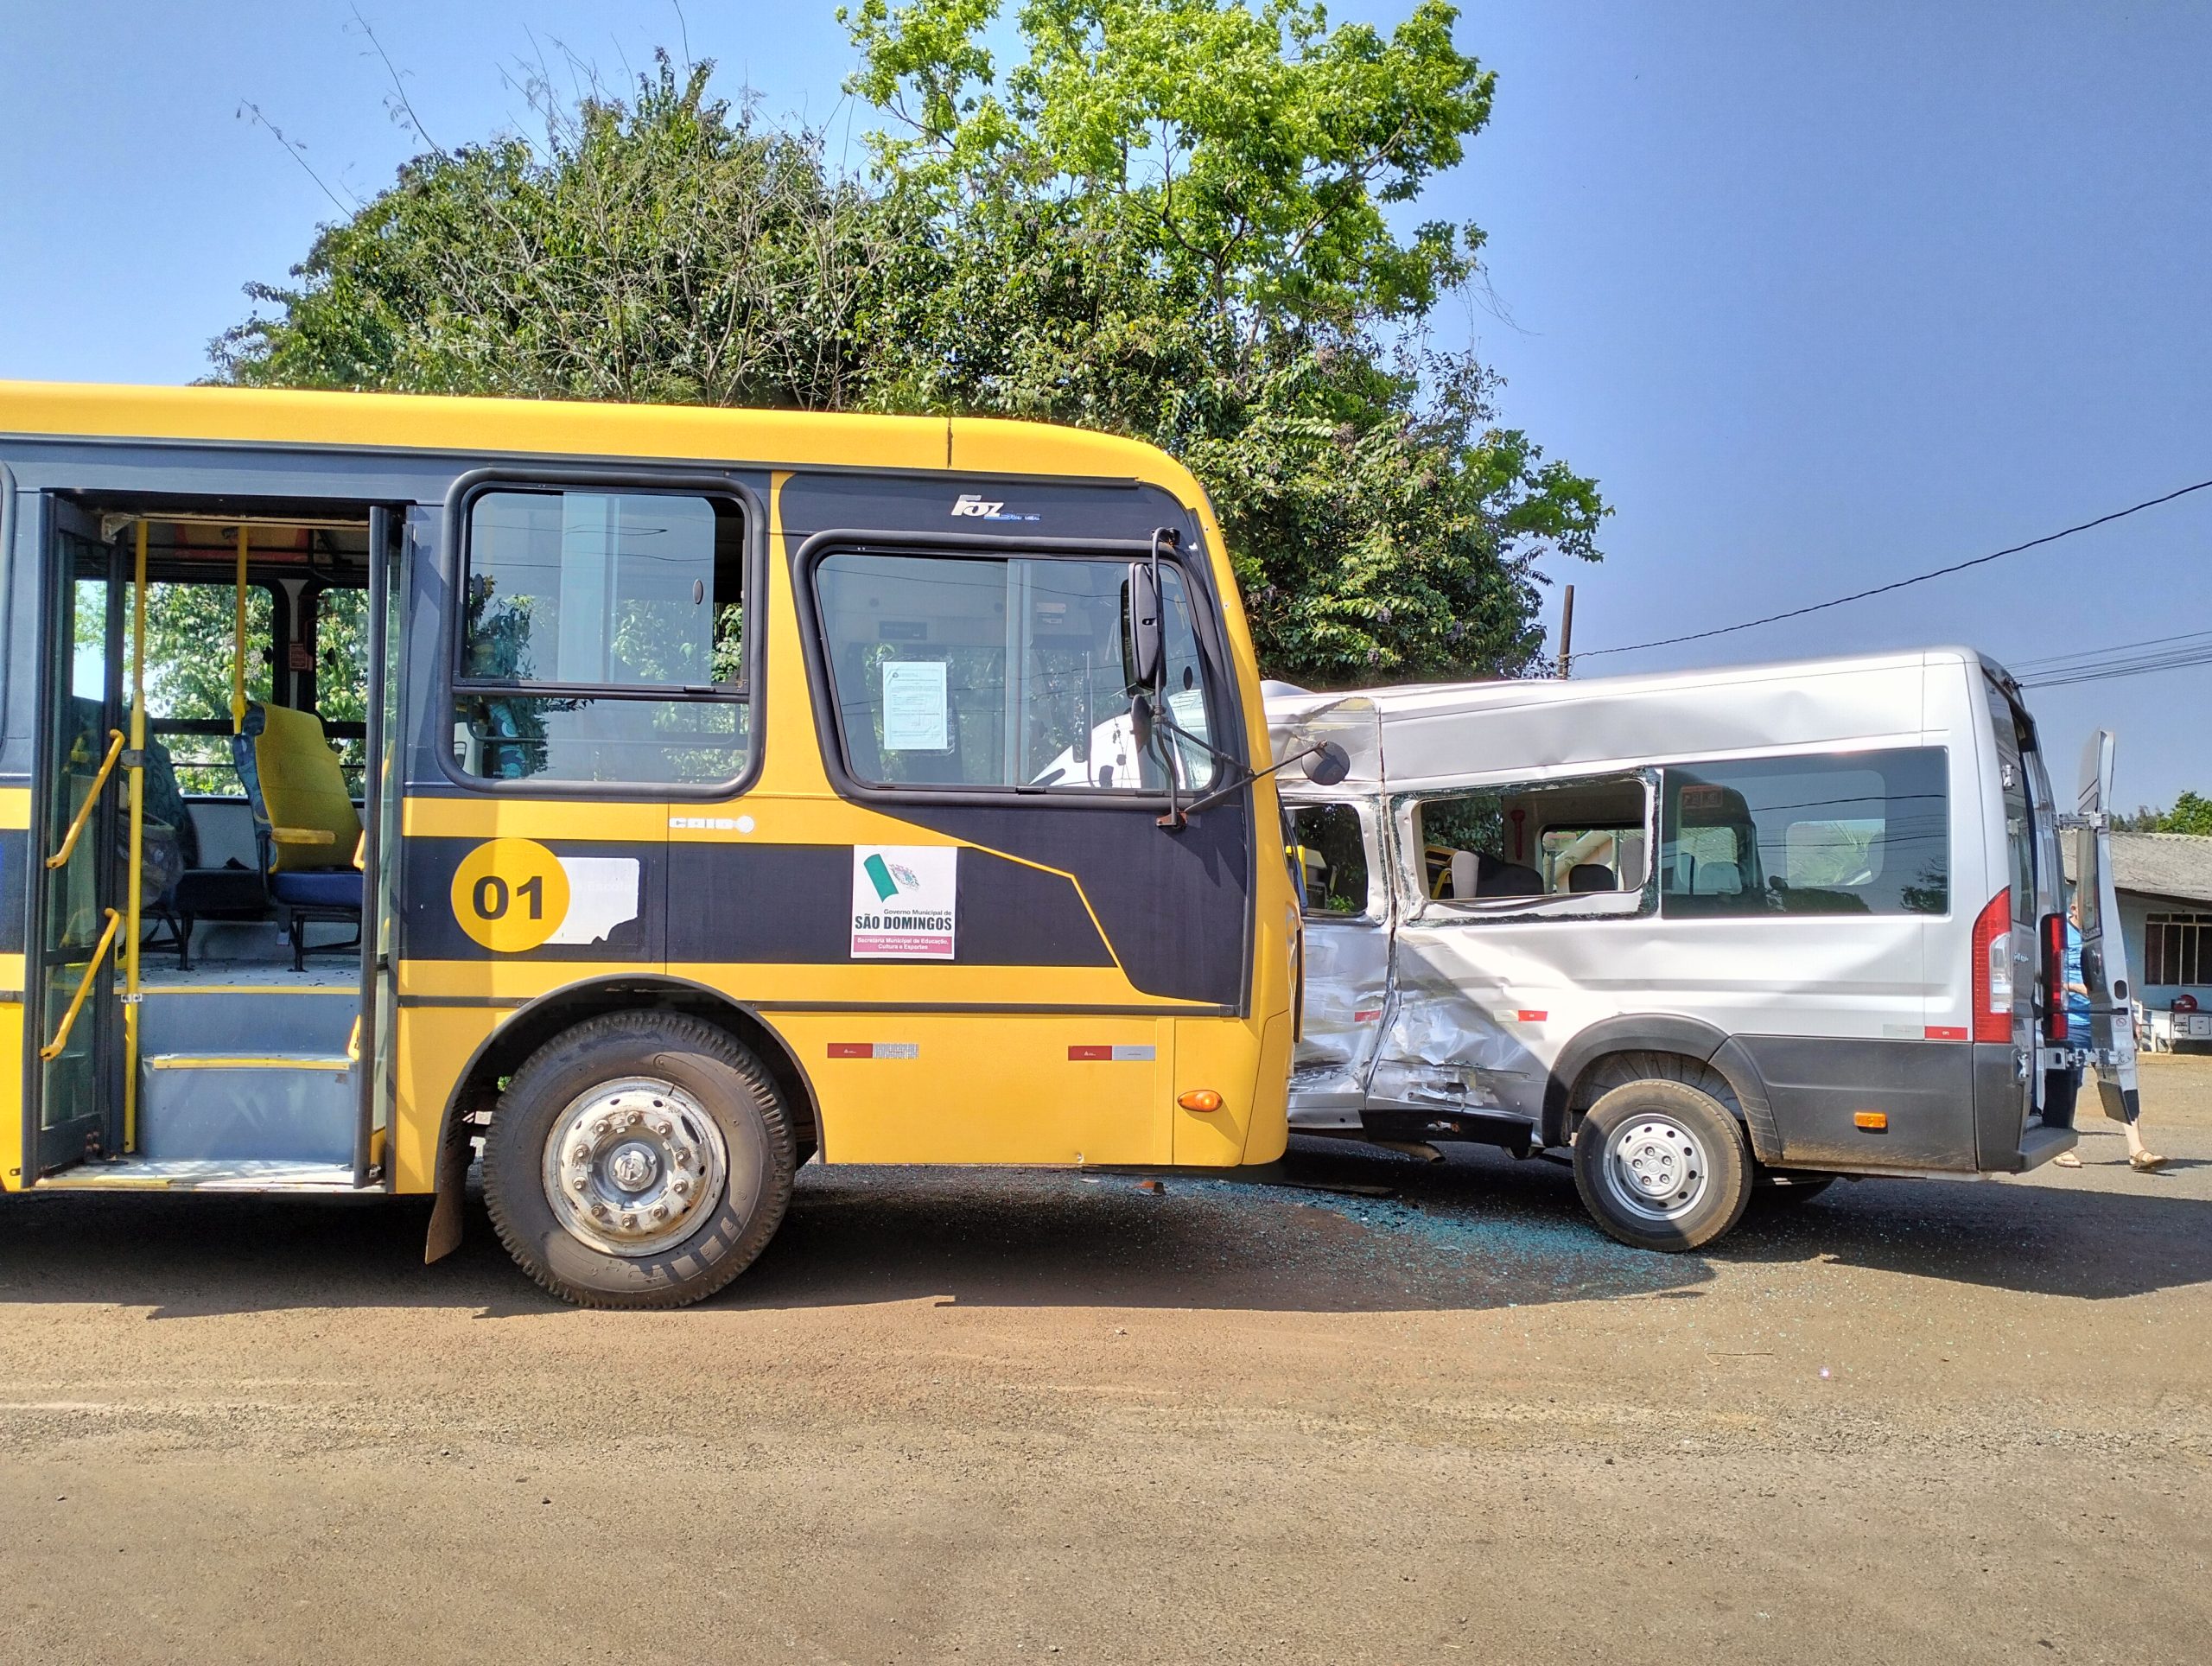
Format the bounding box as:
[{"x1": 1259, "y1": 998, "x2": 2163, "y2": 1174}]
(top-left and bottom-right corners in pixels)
[
  {"x1": 315, "y1": 584, "x2": 371, "y2": 787},
  {"x1": 125, "y1": 581, "x2": 276, "y2": 793},
  {"x1": 812, "y1": 550, "x2": 1217, "y2": 792},
  {"x1": 453, "y1": 488, "x2": 748, "y2": 785}
]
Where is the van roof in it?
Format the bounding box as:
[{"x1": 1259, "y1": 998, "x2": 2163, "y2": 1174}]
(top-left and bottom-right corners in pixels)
[
  {"x1": 0, "y1": 379, "x2": 1207, "y2": 500},
  {"x1": 1269, "y1": 645, "x2": 1987, "y2": 720},
  {"x1": 1267, "y1": 646, "x2": 1996, "y2": 787}
]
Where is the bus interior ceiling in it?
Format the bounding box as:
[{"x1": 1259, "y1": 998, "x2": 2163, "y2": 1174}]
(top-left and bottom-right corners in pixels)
[{"x1": 42, "y1": 499, "x2": 376, "y2": 1186}]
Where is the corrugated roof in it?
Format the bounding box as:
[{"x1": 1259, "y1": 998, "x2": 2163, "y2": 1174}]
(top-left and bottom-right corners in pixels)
[{"x1": 2061, "y1": 831, "x2": 2212, "y2": 906}]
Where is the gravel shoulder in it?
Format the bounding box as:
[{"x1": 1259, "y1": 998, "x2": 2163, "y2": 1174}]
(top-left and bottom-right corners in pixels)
[{"x1": 3, "y1": 1053, "x2": 2209, "y2": 1664}]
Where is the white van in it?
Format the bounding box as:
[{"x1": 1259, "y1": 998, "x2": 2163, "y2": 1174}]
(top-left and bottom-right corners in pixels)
[{"x1": 1268, "y1": 647, "x2": 2139, "y2": 1251}]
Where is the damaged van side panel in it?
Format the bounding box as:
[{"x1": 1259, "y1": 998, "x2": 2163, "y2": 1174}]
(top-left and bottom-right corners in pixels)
[{"x1": 1276, "y1": 649, "x2": 2065, "y2": 1184}]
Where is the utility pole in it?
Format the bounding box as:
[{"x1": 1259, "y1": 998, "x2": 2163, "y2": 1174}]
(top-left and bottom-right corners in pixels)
[{"x1": 1558, "y1": 583, "x2": 1575, "y2": 679}]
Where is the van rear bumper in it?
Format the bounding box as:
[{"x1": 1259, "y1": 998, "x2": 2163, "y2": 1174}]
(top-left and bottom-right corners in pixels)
[{"x1": 1740, "y1": 1036, "x2": 2056, "y2": 1176}]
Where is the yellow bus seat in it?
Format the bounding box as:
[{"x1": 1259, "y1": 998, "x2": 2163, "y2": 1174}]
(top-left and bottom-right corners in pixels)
[{"x1": 231, "y1": 703, "x2": 363, "y2": 969}]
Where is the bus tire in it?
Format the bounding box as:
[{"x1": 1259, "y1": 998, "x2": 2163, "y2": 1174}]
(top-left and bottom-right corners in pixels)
[
  {"x1": 1572, "y1": 1078, "x2": 1752, "y2": 1252},
  {"x1": 483, "y1": 1011, "x2": 794, "y2": 1308}
]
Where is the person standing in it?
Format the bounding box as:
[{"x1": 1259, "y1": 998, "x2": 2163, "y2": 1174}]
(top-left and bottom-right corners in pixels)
[{"x1": 2053, "y1": 892, "x2": 2166, "y2": 1171}]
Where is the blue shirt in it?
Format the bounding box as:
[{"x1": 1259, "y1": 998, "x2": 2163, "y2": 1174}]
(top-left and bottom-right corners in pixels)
[{"x1": 2064, "y1": 920, "x2": 2093, "y2": 1046}]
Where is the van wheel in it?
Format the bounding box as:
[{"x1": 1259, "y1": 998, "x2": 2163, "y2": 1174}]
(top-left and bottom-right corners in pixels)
[
  {"x1": 1573, "y1": 1078, "x2": 1752, "y2": 1252},
  {"x1": 483, "y1": 1012, "x2": 794, "y2": 1308}
]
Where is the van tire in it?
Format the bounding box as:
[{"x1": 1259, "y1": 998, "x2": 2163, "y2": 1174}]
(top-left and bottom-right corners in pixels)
[
  {"x1": 482, "y1": 1012, "x2": 795, "y2": 1309},
  {"x1": 1573, "y1": 1078, "x2": 1752, "y2": 1252}
]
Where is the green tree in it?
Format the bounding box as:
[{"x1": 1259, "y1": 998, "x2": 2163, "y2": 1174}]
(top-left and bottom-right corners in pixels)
[
  {"x1": 218, "y1": 3, "x2": 1603, "y2": 684},
  {"x1": 843, "y1": 0, "x2": 1603, "y2": 681},
  {"x1": 2114, "y1": 792, "x2": 2212, "y2": 835},
  {"x1": 216, "y1": 55, "x2": 886, "y2": 409},
  {"x1": 2162, "y1": 791, "x2": 2212, "y2": 836}
]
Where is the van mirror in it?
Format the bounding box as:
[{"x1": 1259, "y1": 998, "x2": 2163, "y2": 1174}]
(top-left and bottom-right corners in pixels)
[
  {"x1": 1129, "y1": 691, "x2": 1156, "y2": 757},
  {"x1": 1301, "y1": 740, "x2": 1351, "y2": 787},
  {"x1": 1124, "y1": 561, "x2": 1164, "y2": 693}
]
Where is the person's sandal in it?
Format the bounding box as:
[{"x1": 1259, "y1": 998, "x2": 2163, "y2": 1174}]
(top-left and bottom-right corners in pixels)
[
  {"x1": 2130, "y1": 1150, "x2": 2169, "y2": 1173},
  {"x1": 2054, "y1": 1152, "x2": 2083, "y2": 1168}
]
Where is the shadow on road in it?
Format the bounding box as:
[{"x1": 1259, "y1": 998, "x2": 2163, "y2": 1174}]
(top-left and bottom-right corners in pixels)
[{"x1": 1, "y1": 1134, "x2": 2205, "y2": 1319}]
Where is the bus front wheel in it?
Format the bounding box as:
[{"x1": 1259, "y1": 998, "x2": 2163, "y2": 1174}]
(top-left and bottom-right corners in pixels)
[{"x1": 483, "y1": 1012, "x2": 796, "y2": 1308}]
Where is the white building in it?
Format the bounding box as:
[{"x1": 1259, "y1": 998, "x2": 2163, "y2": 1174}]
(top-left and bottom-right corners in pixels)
[{"x1": 2067, "y1": 831, "x2": 2212, "y2": 1036}]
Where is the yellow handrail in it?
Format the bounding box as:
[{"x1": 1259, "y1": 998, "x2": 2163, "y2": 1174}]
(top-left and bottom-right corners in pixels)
[
  {"x1": 231, "y1": 523, "x2": 249, "y2": 734},
  {"x1": 40, "y1": 909, "x2": 122, "y2": 1062},
  {"x1": 44, "y1": 729, "x2": 125, "y2": 871},
  {"x1": 124, "y1": 518, "x2": 150, "y2": 1152}
]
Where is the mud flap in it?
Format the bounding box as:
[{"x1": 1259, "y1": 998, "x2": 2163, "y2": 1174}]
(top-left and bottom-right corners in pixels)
[
  {"x1": 2074, "y1": 730, "x2": 2142, "y2": 1125},
  {"x1": 423, "y1": 1107, "x2": 477, "y2": 1264}
]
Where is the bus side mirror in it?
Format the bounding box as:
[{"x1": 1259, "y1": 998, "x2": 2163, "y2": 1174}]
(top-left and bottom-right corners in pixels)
[
  {"x1": 1129, "y1": 691, "x2": 1155, "y2": 756},
  {"x1": 1124, "y1": 561, "x2": 1164, "y2": 693},
  {"x1": 1302, "y1": 741, "x2": 1351, "y2": 787}
]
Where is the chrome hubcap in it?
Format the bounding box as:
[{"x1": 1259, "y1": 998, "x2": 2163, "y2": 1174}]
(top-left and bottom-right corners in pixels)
[
  {"x1": 1605, "y1": 1115, "x2": 1708, "y2": 1222},
  {"x1": 542, "y1": 1077, "x2": 727, "y2": 1257}
]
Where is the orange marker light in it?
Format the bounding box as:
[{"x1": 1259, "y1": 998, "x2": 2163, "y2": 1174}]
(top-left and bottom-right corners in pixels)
[
  {"x1": 1853, "y1": 1111, "x2": 1888, "y2": 1131},
  {"x1": 1178, "y1": 1089, "x2": 1225, "y2": 1113}
]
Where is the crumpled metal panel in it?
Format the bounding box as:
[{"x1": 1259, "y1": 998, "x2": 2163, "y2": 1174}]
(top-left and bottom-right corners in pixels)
[
  {"x1": 1267, "y1": 692, "x2": 1385, "y2": 785},
  {"x1": 1288, "y1": 917, "x2": 1391, "y2": 1129},
  {"x1": 1363, "y1": 936, "x2": 1535, "y2": 1119}
]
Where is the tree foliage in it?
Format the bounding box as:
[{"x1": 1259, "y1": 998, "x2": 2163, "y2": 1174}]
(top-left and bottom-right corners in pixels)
[
  {"x1": 2117, "y1": 791, "x2": 2212, "y2": 836},
  {"x1": 217, "y1": 59, "x2": 883, "y2": 408},
  {"x1": 218, "y1": 2, "x2": 1603, "y2": 684}
]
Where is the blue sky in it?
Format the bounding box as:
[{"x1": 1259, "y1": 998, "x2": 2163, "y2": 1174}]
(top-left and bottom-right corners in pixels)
[{"x1": 3, "y1": 1, "x2": 2206, "y2": 807}]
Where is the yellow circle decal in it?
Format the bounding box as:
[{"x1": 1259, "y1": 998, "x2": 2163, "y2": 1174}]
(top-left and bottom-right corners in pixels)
[{"x1": 450, "y1": 839, "x2": 571, "y2": 953}]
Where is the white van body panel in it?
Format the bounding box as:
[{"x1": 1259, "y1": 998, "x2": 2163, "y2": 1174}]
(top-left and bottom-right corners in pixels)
[{"x1": 1274, "y1": 647, "x2": 2082, "y2": 1178}]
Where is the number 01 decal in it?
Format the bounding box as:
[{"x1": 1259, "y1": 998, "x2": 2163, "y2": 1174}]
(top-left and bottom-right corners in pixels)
[{"x1": 449, "y1": 838, "x2": 572, "y2": 953}]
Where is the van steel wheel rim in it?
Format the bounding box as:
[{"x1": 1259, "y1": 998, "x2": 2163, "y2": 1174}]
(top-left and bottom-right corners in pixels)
[
  {"x1": 542, "y1": 1077, "x2": 728, "y2": 1258},
  {"x1": 1603, "y1": 1114, "x2": 1708, "y2": 1222}
]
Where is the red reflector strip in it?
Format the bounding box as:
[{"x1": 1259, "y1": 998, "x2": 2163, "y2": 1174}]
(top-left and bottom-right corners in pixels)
[
  {"x1": 1924, "y1": 1026, "x2": 1967, "y2": 1041},
  {"x1": 1515, "y1": 1010, "x2": 1548, "y2": 1023},
  {"x1": 1353, "y1": 1008, "x2": 1383, "y2": 1022},
  {"x1": 1069, "y1": 1045, "x2": 1157, "y2": 1061},
  {"x1": 828, "y1": 1042, "x2": 918, "y2": 1059}
]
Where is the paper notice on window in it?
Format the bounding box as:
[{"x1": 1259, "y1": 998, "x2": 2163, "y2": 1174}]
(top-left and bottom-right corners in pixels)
[{"x1": 881, "y1": 660, "x2": 949, "y2": 751}]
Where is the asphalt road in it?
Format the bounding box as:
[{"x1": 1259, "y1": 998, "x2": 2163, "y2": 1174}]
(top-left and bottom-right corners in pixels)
[{"x1": 3, "y1": 1055, "x2": 2209, "y2": 1665}]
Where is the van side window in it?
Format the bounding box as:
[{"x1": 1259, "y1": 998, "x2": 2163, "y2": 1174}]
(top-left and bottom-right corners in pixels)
[
  {"x1": 1659, "y1": 749, "x2": 1948, "y2": 917},
  {"x1": 1411, "y1": 773, "x2": 1651, "y2": 917},
  {"x1": 1288, "y1": 803, "x2": 1369, "y2": 916},
  {"x1": 453, "y1": 488, "x2": 749, "y2": 786}
]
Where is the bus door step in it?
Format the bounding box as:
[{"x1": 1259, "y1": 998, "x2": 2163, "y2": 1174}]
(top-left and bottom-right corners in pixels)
[{"x1": 137, "y1": 1052, "x2": 357, "y2": 1166}]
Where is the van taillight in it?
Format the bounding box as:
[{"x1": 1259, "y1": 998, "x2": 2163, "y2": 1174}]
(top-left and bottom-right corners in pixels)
[
  {"x1": 1972, "y1": 889, "x2": 2012, "y2": 1044},
  {"x1": 2040, "y1": 912, "x2": 2068, "y2": 1042}
]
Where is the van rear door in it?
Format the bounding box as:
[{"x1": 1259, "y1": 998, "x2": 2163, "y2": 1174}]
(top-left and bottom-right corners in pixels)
[{"x1": 2073, "y1": 730, "x2": 2143, "y2": 1123}]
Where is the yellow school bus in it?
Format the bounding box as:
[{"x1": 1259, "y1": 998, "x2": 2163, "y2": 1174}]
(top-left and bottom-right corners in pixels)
[{"x1": 0, "y1": 383, "x2": 1301, "y2": 1306}]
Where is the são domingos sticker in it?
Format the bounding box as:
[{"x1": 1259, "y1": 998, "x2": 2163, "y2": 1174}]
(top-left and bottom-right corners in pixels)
[{"x1": 849, "y1": 845, "x2": 957, "y2": 960}]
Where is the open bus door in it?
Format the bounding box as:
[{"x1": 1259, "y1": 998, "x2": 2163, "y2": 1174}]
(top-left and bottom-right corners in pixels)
[
  {"x1": 2070, "y1": 729, "x2": 2141, "y2": 1126},
  {"x1": 21, "y1": 496, "x2": 399, "y2": 1188},
  {"x1": 28, "y1": 499, "x2": 124, "y2": 1175}
]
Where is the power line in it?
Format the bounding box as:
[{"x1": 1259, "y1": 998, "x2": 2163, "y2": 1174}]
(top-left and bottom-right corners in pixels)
[
  {"x1": 2015, "y1": 631, "x2": 2212, "y2": 690},
  {"x1": 2009, "y1": 626, "x2": 2212, "y2": 676},
  {"x1": 1575, "y1": 477, "x2": 2212, "y2": 661}
]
